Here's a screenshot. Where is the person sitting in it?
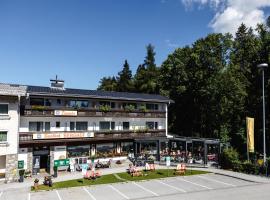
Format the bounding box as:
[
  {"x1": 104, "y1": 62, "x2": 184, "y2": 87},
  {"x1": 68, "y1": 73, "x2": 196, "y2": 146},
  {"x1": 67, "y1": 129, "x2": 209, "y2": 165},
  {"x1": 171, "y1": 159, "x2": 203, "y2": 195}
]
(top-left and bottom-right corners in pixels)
[{"x1": 145, "y1": 163, "x2": 150, "y2": 171}]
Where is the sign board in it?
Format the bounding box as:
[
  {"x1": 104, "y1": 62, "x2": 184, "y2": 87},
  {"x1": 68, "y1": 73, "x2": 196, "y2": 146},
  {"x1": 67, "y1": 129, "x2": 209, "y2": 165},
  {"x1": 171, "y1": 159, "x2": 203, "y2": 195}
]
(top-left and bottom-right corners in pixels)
[
  {"x1": 54, "y1": 159, "x2": 70, "y2": 167},
  {"x1": 246, "y1": 117, "x2": 255, "y2": 153},
  {"x1": 165, "y1": 156, "x2": 171, "y2": 167},
  {"x1": 18, "y1": 160, "x2": 24, "y2": 169},
  {"x1": 54, "y1": 110, "x2": 78, "y2": 116},
  {"x1": 33, "y1": 132, "x2": 94, "y2": 140}
]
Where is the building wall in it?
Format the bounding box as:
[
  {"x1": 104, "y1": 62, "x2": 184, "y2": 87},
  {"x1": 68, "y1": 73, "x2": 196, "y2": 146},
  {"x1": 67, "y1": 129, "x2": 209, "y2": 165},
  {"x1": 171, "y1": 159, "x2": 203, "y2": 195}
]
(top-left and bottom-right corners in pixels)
[
  {"x1": 19, "y1": 116, "x2": 166, "y2": 132},
  {"x1": 0, "y1": 96, "x2": 20, "y2": 182},
  {"x1": 0, "y1": 96, "x2": 19, "y2": 155}
]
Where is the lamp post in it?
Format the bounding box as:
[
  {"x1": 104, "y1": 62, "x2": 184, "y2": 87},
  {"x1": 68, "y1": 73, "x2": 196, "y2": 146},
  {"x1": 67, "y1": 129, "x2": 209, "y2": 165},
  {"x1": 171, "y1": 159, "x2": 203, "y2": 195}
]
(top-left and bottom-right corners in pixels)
[{"x1": 257, "y1": 63, "x2": 268, "y2": 164}]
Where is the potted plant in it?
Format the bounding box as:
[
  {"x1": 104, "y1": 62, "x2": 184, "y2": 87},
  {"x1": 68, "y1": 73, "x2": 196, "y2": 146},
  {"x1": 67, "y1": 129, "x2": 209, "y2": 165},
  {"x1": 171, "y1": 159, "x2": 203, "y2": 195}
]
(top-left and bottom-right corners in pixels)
[
  {"x1": 53, "y1": 166, "x2": 58, "y2": 178},
  {"x1": 19, "y1": 169, "x2": 25, "y2": 182}
]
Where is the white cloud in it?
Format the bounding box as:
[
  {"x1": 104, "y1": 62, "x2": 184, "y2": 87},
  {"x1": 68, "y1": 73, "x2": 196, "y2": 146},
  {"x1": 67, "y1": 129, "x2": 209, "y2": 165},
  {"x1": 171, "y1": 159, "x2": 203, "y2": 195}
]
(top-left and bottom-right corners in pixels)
[
  {"x1": 165, "y1": 39, "x2": 179, "y2": 48},
  {"x1": 181, "y1": 0, "x2": 270, "y2": 33}
]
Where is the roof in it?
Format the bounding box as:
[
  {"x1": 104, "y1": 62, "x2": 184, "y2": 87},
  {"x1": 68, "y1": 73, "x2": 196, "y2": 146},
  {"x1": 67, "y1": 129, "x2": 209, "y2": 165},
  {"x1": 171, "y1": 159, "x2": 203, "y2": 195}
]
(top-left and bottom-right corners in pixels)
[
  {"x1": 0, "y1": 83, "x2": 27, "y2": 96},
  {"x1": 0, "y1": 82, "x2": 173, "y2": 103},
  {"x1": 26, "y1": 85, "x2": 172, "y2": 103}
]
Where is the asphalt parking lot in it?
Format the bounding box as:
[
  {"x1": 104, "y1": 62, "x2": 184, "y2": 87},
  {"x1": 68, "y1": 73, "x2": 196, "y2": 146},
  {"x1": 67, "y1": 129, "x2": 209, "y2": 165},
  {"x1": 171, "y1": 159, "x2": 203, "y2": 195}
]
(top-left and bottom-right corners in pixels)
[{"x1": 0, "y1": 174, "x2": 257, "y2": 200}]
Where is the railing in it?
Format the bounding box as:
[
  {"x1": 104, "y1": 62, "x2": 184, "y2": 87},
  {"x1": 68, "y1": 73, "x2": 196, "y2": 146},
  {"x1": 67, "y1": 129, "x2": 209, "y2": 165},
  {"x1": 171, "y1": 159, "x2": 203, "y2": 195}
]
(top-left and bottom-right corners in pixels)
[
  {"x1": 19, "y1": 129, "x2": 166, "y2": 143},
  {"x1": 21, "y1": 105, "x2": 166, "y2": 118}
]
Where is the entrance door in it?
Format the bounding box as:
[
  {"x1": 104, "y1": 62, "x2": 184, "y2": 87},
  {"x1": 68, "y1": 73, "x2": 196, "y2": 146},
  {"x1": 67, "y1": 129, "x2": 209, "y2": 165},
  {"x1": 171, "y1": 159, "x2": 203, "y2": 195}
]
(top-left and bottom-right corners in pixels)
[{"x1": 33, "y1": 146, "x2": 50, "y2": 173}]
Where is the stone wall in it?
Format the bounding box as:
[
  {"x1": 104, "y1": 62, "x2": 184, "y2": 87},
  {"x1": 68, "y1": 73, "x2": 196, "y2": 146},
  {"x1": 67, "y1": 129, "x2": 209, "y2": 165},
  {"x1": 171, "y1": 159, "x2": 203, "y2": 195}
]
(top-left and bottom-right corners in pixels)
[
  {"x1": 27, "y1": 148, "x2": 33, "y2": 172},
  {"x1": 5, "y1": 154, "x2": 18, "y2": 183},
  {"x1": 49, "y1": 146, "x2": 54, "y2": 175}
]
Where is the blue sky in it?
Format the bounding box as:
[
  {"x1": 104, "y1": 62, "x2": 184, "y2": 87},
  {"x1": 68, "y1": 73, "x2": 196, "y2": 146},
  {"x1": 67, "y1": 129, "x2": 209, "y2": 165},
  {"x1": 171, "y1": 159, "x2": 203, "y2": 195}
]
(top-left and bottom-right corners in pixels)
[{"x1": 0, "y1": 0, "x2": 269, "y2": 89}]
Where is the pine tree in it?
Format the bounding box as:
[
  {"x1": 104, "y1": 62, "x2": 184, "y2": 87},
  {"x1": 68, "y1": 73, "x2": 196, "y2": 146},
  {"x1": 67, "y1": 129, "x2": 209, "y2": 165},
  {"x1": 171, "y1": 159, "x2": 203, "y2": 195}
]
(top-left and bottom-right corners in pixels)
[{"x1": 117, "y1": 60, "x2": 134, "y2": 92}]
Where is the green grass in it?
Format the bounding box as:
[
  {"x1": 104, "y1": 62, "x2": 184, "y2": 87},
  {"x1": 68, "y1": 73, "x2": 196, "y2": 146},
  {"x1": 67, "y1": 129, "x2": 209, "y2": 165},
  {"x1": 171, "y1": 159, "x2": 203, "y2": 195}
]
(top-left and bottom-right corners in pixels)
[
  {"x1": 117, "y1": 169, "x2": 209, "y2": 181},
  {"x1": 32, "y1": 174, "x2": 122, "y2": 191},
  {"x1": 32, "y1": 169, "x2": 209, "y2": 191}
]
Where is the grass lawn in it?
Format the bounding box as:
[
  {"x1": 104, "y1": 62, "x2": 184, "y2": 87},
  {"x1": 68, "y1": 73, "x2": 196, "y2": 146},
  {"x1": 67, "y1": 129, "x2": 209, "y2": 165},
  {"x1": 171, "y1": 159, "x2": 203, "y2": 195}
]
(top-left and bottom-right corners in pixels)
[
  {"x1": 33, "y1": 169, "x2": 209, "y2": 191},
  {"x1": 117, "y1": 169, "x2": 209, "y2": 181},
  {"x1": 33, "y1": 174, "x2": 122, "y2": 191}
]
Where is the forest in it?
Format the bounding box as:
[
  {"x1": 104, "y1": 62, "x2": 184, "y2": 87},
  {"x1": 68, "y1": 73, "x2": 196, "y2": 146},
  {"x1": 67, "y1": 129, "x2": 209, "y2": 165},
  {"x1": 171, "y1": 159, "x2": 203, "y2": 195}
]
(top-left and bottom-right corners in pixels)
[{"x1": 98, "y1": 21, "x2": 270, "y2": 157}]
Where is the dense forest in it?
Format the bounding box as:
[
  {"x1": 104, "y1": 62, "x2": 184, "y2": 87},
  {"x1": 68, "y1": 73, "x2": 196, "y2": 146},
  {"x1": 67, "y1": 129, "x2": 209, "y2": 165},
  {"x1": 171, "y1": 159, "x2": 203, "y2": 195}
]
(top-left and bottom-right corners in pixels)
[{"x1": 97, "y1": 21, "x2": 270, "y2": 157}]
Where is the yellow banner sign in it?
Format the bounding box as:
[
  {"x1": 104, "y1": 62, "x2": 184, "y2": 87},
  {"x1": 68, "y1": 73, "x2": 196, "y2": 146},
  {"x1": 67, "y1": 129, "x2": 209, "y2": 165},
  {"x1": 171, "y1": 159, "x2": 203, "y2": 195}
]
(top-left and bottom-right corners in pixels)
[
  {"x1": 246, "y1": 117, "x2": 254, "y2": 153},
  {"x1": 54, "y1": 110, "x2": 78, "y2": 116}
]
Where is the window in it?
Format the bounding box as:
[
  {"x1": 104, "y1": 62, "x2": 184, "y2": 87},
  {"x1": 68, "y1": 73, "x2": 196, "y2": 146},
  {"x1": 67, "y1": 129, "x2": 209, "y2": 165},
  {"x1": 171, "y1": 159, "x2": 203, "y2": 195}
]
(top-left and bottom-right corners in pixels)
[
  {"x1": 57, "y1": 99, "x2": 61, "y2": 105},
  {"x1": 99, "y1": 121, "x2": 115, "y2": 130},
  {"x1": 0, "y1": 131, "x2": 7, "y2": 142},
  {"x1": 99, "y1": 101, "x2": 115, "y2": 109},
  {"x1": 29, "y1": 122, "x2": 43, "y2": 132},
  {"x1": 155, "y1": 122, "x2": 158, "y2": 129},
  {"x1": 30, "y1": 98, "x2": 44, "y2": 106},
  {"x1": 76, "y1": 122, "x2": 88, "y2": 131},
  {"x1": 45, "y1": 122, "x2": 50, "y2": 131},
  {"x1": 45, "y1": 99, "x2": 52, "y2": 106},
  {"x1": 146, "y1": 103, "x2": 159, "y2": 111},
  {"x1": 56, "y1": 121, "x2": 60, "y2": 128},
  {"x1": 0, "y1": 104, "x2": 8, "y2": 114},
  {"x1": 67, "y1": 145, "x2": 90, "y2": 157},
  {"x1": 68, "y1": 100, "x2": 89, "y2": 108},
  {"x1": 96, "y1": 143, "x2": 116, "y2": 158},
  {"x1": 146, "y1": 122, "x2": 155, "y2": 129},
  {"x1": 123, "y1": 122, "x2": 130, "y2": 130},
  {"x1": 70, "y1": 122, "x2": 75, "y2": 131}
]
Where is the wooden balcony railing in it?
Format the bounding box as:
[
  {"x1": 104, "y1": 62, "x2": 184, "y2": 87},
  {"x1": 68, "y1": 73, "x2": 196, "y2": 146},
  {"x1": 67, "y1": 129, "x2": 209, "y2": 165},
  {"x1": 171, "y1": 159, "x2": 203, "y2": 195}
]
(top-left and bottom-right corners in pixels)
[
  {"x1": 21, "y1": 105, "x2": 166, "y2": 118},
  {"x1": 19, "y1": 129, "x2": 166, "y2": 144}
]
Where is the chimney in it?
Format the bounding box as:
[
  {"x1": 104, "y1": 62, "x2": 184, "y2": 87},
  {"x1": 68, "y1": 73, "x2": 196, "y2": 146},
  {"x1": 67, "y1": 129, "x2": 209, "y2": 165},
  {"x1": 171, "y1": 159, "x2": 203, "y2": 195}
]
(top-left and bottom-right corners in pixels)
[{"x1": 50, "y1": 75, "x2": 65, "y2": 89}]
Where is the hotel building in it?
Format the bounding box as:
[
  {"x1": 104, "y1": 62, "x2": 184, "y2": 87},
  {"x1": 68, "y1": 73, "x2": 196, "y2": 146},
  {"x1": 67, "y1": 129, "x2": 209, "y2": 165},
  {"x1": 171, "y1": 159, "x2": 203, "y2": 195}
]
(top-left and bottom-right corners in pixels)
[{"x1": 0, "y1": 78, "x2": 172, "y2": 180}]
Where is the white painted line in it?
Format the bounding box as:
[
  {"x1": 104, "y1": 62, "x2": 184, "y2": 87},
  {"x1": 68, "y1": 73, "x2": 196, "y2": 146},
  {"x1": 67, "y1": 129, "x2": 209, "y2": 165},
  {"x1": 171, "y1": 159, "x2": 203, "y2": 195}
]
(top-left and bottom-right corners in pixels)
[
  {"x1": 132, "y1": 182, "x2": 159, "y2": 196},
  {"x1": 156, "y1": 180, "x2": 186, "y2": 193},
  {"x1": 0, "y1": 192, "x2": 3, "y2": 199},
  {"x1": 83, "y1": 187, "x2": 97, "y2": 200},
  {"x1": 177, "y1": 177, "x2": 213, "y2": 190},
  {"x1": 197, "y1": 175, "x2": 237, "y2": 187},
  {"x1": 109, "y1": 185, "x2": 130, "y2": 200},
  {"x1": 28, "y1": 193, "x2": 31, "y2": 200},
  {"x1": 55, "y1": 190, "x2": 62, "y2": 200}
]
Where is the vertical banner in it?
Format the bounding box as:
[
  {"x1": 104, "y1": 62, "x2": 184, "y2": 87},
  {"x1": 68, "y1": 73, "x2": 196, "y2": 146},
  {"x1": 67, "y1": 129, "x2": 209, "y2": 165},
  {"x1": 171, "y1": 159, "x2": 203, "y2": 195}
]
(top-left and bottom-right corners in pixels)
[{"x1": 246, "y1": 117, "x2": 255, "y2": 153}]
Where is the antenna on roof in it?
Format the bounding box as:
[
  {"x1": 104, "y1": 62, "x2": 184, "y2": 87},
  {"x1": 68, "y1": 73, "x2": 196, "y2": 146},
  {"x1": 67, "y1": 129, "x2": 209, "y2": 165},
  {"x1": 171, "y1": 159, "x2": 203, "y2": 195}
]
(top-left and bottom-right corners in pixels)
[{"x1": 50, "y1": 75, "x2": 65, "y2": 90}]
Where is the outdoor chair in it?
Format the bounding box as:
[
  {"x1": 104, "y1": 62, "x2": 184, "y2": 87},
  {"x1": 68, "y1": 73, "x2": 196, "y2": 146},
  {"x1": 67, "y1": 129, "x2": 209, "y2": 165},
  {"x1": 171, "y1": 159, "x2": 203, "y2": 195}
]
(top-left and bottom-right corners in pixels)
[{"x1": 175, "y1": 164, "x2": 186, "y2": 175}]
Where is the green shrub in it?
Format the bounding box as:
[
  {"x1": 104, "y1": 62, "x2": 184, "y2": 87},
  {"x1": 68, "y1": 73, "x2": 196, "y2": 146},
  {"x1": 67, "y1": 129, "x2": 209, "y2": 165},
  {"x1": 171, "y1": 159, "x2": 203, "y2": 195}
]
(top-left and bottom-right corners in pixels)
[
  {"x1": 220, "y1": 148, "x2": 239, "y2": 169},
  {"x1": 99, "y1": 105, "x2": 111, "y2": 112},
  {"x1": 124, "y1": 104, "x2": 135, "y2": 112},
  {"x1": 241, "y1": 160, "x2": 255, "y2": 174}
]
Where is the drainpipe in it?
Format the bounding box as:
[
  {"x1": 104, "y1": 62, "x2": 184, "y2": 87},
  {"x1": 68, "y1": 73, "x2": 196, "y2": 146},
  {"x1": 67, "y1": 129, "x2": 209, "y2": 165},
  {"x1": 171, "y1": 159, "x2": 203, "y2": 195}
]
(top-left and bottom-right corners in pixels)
[{"x1": 165, "y1": 102, "x2": 169, "y2": 137}]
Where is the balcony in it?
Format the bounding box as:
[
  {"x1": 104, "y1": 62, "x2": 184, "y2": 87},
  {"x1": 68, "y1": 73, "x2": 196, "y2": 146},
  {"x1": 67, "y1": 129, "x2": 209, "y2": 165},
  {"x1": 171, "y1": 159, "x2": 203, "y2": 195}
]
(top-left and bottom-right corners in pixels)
[
  {"x1": 21, "y1": 105, "x2": 166, "y2": 118},
  {"x1": 19, "y1": 129, "x2": 166, "y2": 144}
]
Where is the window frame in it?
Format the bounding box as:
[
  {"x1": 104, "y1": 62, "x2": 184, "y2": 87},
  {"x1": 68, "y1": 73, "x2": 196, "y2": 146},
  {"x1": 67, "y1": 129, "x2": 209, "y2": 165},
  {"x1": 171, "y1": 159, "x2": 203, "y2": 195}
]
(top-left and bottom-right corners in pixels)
[
  {"x1": 0, "y1": 103, "x2": 9, "y2": 115},
  {"x1": 0, "y1": 131, "x2": 7, "y2": 142}
]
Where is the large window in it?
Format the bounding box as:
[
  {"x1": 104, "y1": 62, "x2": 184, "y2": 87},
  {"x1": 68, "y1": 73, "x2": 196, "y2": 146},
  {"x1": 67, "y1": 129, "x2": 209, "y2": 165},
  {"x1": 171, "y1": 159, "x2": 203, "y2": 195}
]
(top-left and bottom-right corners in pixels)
[
  {"x1": 99, "y1": 101, "x2": 115, "y2": 109},
  {"x1": 29, "y1": 122, "x2": 43, "y2": 132},
  {"x1": 76, "y1": 122, "x2": 88, "y2": 131},
  {"x1": 30, "y1": 98, "x2": 44, "y2": 106},
  {"x1": 99, "y1": 121, "x2": 115, "y2": 130},
  {"x1": 45, "y1": 122, "x2": 50, "y2": 131},
  {"x1": 67, "y1": 145, "x2": 90, "y2": 157},
  {"x1": 121, "y1": 142, "x2": 134, "y2": 156},
  {"x1": 0, "y1": 104, "x2": 8, "y2": 115},
  {"x1": 96, "y1": 143, "x2": 116, "y2": 158},
  {"x1": 70, "y1": 122, "x2": 75, "y2": 131},
  {"x1": 0, "y1": 132, "x2": 7, "y2": 142},
  {"x1": 146, "y1": 122, "x2": 158, "y2": 130},
  {"x1": 146, "y1": 103, "x2": 159, "y2": 111},
  {"x1": 68, "y1": 100, "x2": 89, "y2": 108},
  {"x1": 123, "y1": 122, "x2": 130, "y2": 130}
]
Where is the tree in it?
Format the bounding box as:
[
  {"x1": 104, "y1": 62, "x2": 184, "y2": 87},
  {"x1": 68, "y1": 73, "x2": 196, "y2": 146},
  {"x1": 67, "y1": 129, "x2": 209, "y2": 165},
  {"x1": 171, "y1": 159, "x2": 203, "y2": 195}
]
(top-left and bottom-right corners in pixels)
[
  {"x1": 117, "y1": 60, "x2": 134, "y2": 92},
  {"x1": 134, "y1": 44, "x2": 160, "y2": 93},
  {"x1": 97, "y1": 76, "x2": 118, "y2": 91}
]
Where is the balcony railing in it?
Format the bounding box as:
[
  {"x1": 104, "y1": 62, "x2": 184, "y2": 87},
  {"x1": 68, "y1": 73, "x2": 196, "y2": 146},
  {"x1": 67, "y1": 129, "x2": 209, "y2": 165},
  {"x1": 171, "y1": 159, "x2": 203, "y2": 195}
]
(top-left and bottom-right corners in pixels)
[
  {"x1": 21, "y1": 105, "x2": 166, "y2": 118},
  {"x1": 19, "y1": 129, "x2": 166, "y2": 143}
]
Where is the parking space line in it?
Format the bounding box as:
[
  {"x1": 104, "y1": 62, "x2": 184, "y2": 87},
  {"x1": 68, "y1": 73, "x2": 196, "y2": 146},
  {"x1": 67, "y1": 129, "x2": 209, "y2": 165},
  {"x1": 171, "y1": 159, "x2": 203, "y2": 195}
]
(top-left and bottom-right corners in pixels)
[
  {"x1": 83, "y1": 187, "x2": 97, "y2": 200},
  {"x1": 156, "y1": 180, "x2": 186, "y2": 193},
  {"x1": 132, "y1": 182, "x2": 159, "y2": 197},
  {"x1": 197, "y1": 175, "x2": 236, "y2": 187},
  {"x1": 109, "y1": 185, "x2": 130, "y2": 199},
  {"x1": 56, "y1": 190, "x2": 62, "y2": 200},
  {"x1": 177, "y1": 177, "x2": 213, "y2": 190},
  {"x1": 0, "y1": 191, "x2": 2, "y2": 199},
  {"x1": 28, "y1": 193, "x2": 31, "y2": 200}
]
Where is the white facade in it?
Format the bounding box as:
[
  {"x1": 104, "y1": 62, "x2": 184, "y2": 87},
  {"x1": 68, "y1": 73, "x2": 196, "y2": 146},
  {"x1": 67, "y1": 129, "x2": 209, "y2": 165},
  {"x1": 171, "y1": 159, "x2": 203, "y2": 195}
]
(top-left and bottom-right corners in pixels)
[{"x1": 19, "y1": 116, "x2": 166, "y2": 132}]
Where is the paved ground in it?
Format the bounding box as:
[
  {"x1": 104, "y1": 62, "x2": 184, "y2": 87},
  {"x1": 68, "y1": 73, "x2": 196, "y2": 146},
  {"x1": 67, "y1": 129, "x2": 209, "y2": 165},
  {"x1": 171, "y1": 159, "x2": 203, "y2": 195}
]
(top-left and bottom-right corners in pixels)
[{"x1": 1, "y1": 173, "x2": 268, "y2": 200}]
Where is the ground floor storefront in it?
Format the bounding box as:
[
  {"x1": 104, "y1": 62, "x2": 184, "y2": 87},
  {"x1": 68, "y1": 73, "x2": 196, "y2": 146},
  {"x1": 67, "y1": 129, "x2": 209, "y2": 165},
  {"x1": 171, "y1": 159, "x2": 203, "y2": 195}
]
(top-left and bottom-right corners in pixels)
[{"x1": 17, "y1": 136, "x2": 220, "y2": 176}]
